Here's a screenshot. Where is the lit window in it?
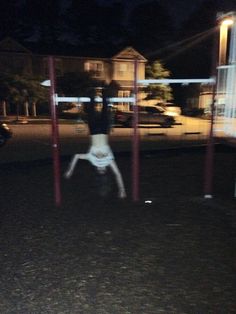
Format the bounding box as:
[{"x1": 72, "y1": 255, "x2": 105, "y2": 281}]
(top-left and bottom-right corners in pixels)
[
  {"x1": 118, "y1": 90, "x2": 130, "y2": 110},
  {"x1": 118, "y1": 90, "x2": 130, "y2": 97},
  {"x1": 84, "y1": 61, "x2": 103, "y2": 77},
  {"x1": 118, "y1": 63, "x2": 128, "y2": 77}
]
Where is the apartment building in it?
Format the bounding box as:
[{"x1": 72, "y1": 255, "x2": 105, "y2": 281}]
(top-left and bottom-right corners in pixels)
[{"x1": 0, "y1": 37, "x2": 147, "y2": 110}]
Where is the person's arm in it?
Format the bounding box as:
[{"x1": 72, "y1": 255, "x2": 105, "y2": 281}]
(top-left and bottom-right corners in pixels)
[
  {"x1": 109, "y1": 160, "x2": 126, "y2": 198},
  {"x1": 64, "y1": 153, "x2": 88, "y2": 179}
]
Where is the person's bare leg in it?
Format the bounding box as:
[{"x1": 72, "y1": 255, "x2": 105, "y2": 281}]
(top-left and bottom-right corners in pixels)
[
  {"x1": 64, "y1": 153, "x2": 88, "y2": 178},
  {"x1": 109, "y1": 160, "x2": 126, "y2": 198}
]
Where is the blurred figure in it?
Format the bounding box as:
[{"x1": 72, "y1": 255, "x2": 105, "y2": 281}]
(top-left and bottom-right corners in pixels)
[{"x1": 64, "y1": 90, "x2": 126, "y2": 199}]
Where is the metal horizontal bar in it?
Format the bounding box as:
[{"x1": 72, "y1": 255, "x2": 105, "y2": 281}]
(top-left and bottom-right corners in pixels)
[
  {"x1": 109, "y1": 97, "x2": 135, "y2": 102},
  {"x1": 55, "y1": 96, "x2": 90, "y2": 103},
  {"x1": 138, "y1": 78, "x2": 216, "y2": 85},
  {"x1": 55, "y1": 96, "x2": 135, "y2": 103}
]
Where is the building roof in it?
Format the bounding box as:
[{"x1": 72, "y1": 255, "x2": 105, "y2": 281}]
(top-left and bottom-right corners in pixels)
[
  {"x1": 0, "y1": 37, "x2": 32, "y2": 54},
  {"x1": 112, "y1": 47, "x2": 147, "y2": 62}
]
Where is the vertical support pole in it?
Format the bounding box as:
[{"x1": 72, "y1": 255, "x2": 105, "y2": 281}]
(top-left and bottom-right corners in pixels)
[
  {"x1": 48, "y1": 56, "x2": 61, "y2": 207},
  {"x1": 132, "y1": 59, "x2": 139, "y2": 202},
  {"x1": 204, "y1": 85, "x2": 216, "y2": 198},
  {"x1": 204, "y1": 23, "x2": 220, "y2": 198},
  {"x1": 228, "y1": 15, "x2": 236, "y2": 197},
  {"x1": 234, "y1": 178, "x2": 236, "y2": 198}
]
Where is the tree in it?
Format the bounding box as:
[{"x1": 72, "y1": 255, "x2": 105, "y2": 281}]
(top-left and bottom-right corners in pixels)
[
  {"x1": 24, "y1": 76, "x2": 49, "y2": 116},
  {"x1": 0, "y1": 74, "x2": 48, "y2": 117},
  {"x1": 144, "y1": 60, "x2": 173, "y2": 102},
  {"x1": 0, "y1": 74, "x2": 23, "y2": 117},
  {"x1": 0, "y1": 75, "x2": 11, "y2": 116},
  {"x1": 56, "y1": 71, "x2": 99, "y2": 113},
  {"x1": 57, "y1": 71, "x2": 100, "y2": 96},
  {"x1": 56, "y1": 72, "x2": 121, "y2": 111}
]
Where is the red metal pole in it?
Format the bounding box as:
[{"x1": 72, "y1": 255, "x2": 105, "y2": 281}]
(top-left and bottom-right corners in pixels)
[
  {"x1": 204, "y1": 87, "x2": 216, "y2": 198},
  {"x1": 48, "y1": 56, "x2": 62, "y2": 206},
  {"x1": 132, "y1": 59, "x2": 140, "y2": 201},
  {"x1": 203, "y1": 23, "x2": 219, "y2": 198}
]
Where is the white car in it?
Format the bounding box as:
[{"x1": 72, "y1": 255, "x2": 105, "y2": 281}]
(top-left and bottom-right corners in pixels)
[
  {"x1": 115, "y1": 105, "x2": 176, "y2": 127},
  {"x1": 159, "y1": 103, "x2": 182, "y2": 116}
]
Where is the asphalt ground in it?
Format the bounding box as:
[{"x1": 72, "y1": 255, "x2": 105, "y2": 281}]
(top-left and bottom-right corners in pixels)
[{"x1": 0, "y1": 145, "x2": 236, "y2": 313}]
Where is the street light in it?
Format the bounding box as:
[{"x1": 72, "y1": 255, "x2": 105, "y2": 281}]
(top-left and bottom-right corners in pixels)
[
  {"x1": 218, "y1": 14, "x2": 235, "y2": 65},
  {"x1": 221, "y1": 19, "x2": 234, "y2": 26},
  {"x1": 204, "y1": 12, "x2": 235, "y2": 199}
]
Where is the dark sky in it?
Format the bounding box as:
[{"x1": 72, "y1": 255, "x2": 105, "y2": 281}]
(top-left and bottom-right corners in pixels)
[
  {"x1": 97, "y1": 0, "x2": 204, "y2": 25},
  {"x1": 161, "y1": 0, "x2": 204, "y2": 24}
]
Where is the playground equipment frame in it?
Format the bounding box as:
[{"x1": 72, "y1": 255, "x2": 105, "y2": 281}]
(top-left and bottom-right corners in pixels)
[{"x1": 47, "y1": 55, "x2": 216, "y2": 206}]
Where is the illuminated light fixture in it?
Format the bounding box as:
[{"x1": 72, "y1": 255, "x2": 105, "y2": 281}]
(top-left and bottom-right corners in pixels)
[{"x1": 221, "y1": 19, "x2": 234, "y2": 26}]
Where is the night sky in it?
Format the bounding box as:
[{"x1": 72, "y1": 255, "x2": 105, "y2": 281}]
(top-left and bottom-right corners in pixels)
[
  {"x1": 1, "y1": 0, "x2": 235, "y2": 79},
  {"x1": 97, "y1": 0, "x2": 204, "y2": 25}
]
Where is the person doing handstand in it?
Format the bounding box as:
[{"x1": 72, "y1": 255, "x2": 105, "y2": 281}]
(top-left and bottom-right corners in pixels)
[{"x1": 64, "y1": 91, "x2": 126, "y2": 199}]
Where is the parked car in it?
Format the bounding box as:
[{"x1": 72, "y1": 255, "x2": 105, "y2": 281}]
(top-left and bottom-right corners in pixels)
[
  {"x1": 115, "y1": 105, "x2": 175, "y2": 127},
  {"x1": 0, "y1": 123, "x2": 12, "y2": 147},
  {"x1": 159, "y1": 102, "x2": 182, "y2": 116}
]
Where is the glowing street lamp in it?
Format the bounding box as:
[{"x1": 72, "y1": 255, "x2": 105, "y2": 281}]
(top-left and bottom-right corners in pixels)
[
  {"x1": 221, "y1": 19, "x2": 234, "y2": 26},
  {"x1": 218, "y1": 15, "x2": 234, "y2": 65},
  {"x1": 204, "y1": 12, "x2": 235, "y2": 198}
]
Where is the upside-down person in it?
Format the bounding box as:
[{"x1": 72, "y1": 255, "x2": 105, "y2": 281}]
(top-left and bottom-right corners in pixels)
[{"x1": 64, "y1": 90, "x2": 126, "y2": 199}]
